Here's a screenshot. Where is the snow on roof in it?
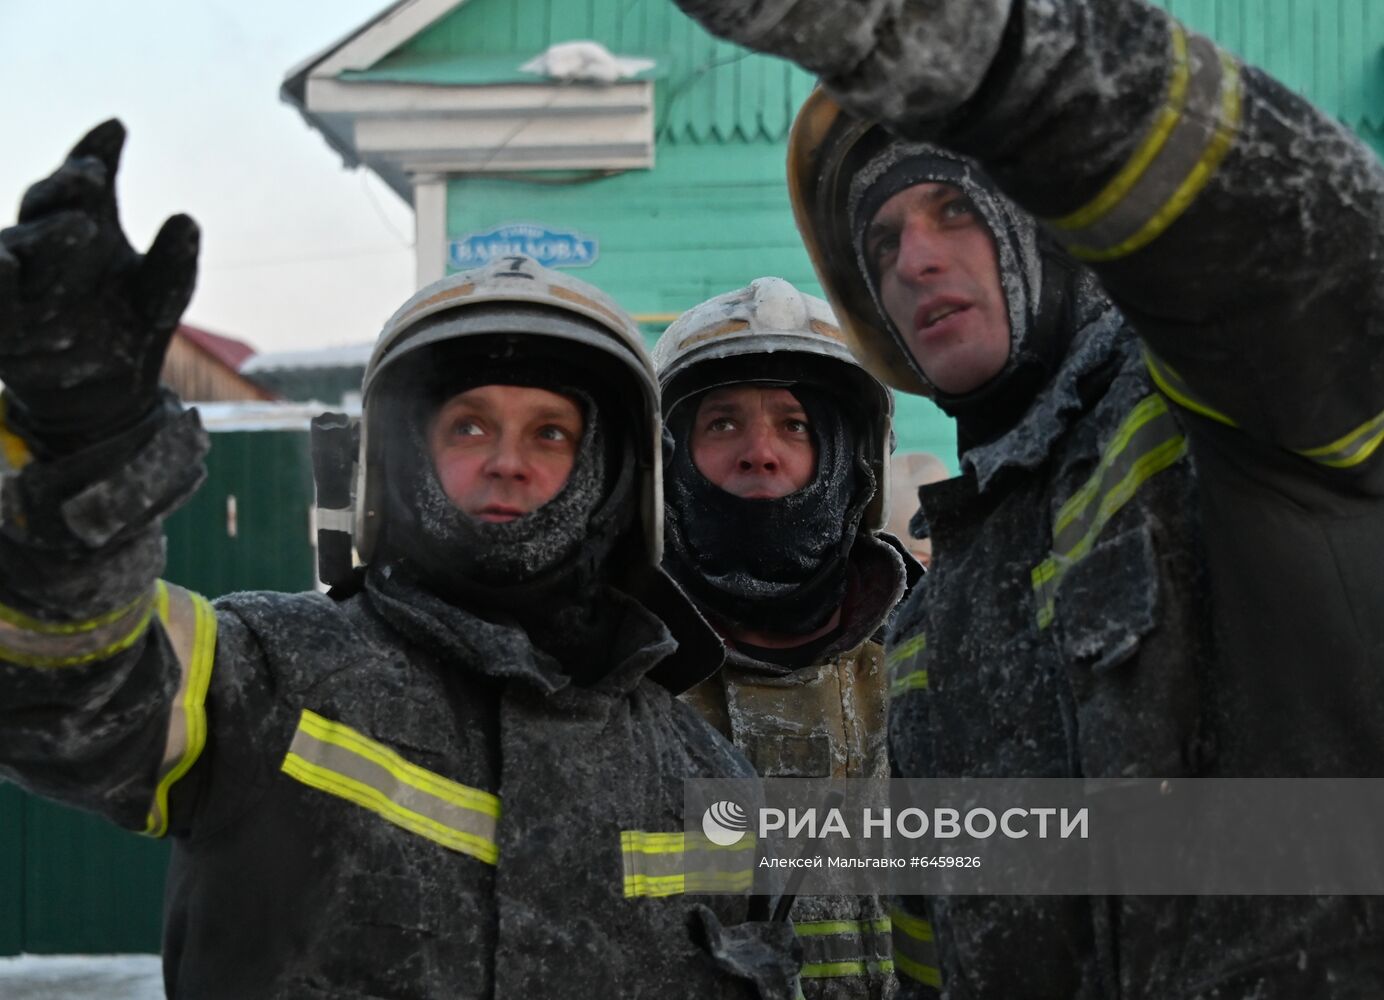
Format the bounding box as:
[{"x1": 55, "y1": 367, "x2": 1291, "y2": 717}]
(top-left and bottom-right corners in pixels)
[
  {"x1": 241, "y1": 342, "x2": 375, "y2": 373},
  {"x1": 192, "y1": 399, "x2": 361, "y2": 432}
]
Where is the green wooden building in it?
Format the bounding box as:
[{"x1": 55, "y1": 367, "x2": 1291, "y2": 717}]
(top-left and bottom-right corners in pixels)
[{"x1": 4, "y1": 0, "x2": 1384, "y2": 959}]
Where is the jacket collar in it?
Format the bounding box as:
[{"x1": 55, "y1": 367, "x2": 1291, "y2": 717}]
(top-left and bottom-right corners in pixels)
[
  {"x1": 364, "y1": 564, "x2": 723, "y2": 698},
  {"x1": 961, "y1": 306, "x2": 1131, "y2": 494},
  {"x1": 722, "y1": 530, "x2": 915, "y2": 678}
]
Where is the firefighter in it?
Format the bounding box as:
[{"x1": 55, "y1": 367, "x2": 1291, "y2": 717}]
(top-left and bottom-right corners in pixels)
[
  {"x1": 668, "y1": 0, "x2": 1384, "y2": 996},
  {"x1": 0, "y1": 120, "x2": 801, "y2": 999},
  {"x1": 654, "y1": 277, "x2": 919, "y2": 999}
]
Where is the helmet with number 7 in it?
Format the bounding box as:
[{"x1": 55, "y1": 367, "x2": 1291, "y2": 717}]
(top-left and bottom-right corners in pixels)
[{"x1": 312, "y1": 255, "x2": 664, "y2": 595}]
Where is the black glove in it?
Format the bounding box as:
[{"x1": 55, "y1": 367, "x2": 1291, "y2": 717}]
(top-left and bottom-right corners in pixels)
[
  {"x1": 672, "y1": 0, "x2": 1012, "y2": 122},
  {"x1": 0, "y1": 119, "x2": 199, "y2": 456}
]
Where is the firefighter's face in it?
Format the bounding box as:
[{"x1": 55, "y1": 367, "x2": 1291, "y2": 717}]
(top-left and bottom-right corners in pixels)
[
  {"x1": 865, "y1": 181, "x2": 1011, "y2": 395},
  {"x1": 689, "y1": 385, "x2": 816, "y2": 499},
  {"x1": 429, "y1": 385, "x2": 583, "y2": 522}
]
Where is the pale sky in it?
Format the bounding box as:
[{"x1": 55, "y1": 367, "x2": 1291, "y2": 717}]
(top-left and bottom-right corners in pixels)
[{"x1": 0, "y1": 0, "x2": 418, "y2": 356}]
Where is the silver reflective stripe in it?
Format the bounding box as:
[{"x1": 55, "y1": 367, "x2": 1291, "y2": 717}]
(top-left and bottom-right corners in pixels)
[
  {"x1": 315, "y1": 507, "x2": 354, "y2": 533},
  {"x1": 621, "y1": 830, "x2": 756, "y2": 897},
  {"x1": 144, "y1": 582, "x2": 218, "y2": 837},
  {"x1": 1292, "y1": 407, "x2": 1384, "y2": 470},
  {"x1": 797, "y1": 917, "x2": 893, "y2": 979},
  {"x1": 1046, "y1": 24, "x2": 1242, "y2": 262},
  {"x1": 1146, "y1": 347, "x2": 1384, "y2": 470},
  {"x1": 1048, "y1": 395, "x2": 1185, "y2": 556},
  {"x1": 1143, "y1": 348, "x2": 1238, "y2": 429},
  {"x1": 281, "y1": 709, "x2": 501, "y2": 864},
  {"x1": 0, "y1": 585, "x2": 158, "y2": 669},
  {"x1": 1032, "y1": 395, "x2": 1187, "y2": 629},
  {"x1": 891, "y1": 908, "x2": 941, "y2": 987}
]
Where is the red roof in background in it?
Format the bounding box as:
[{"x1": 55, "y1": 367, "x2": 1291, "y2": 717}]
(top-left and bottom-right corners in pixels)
[{"x1": 176, "y1": 324, "x2": 257, "y2": 370}]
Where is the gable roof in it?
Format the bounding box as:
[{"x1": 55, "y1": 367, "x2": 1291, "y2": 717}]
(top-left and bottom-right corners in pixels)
[
  {"x1": 177, "y1": 324, "x2": 258, "y2": 371},
  {"x1": 283, "y1": 0, "x2": 668, "y2": 197}
]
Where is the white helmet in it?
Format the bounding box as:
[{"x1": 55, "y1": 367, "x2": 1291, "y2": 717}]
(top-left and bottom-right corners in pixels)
[
  {"x1": 651, "y1": 276, "x2": 893, "y2": 530},
  {"x1": 315, "y1": 255, "x2": 663, "y2": 581}
]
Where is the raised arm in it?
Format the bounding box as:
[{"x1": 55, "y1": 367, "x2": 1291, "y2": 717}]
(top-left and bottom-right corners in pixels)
[
  {"x1": 0, "y1": 121, "x2": 216, "y2": 835},
  {"x1": 676, "y1": 0, "x2": 1384, "y2": 488}
]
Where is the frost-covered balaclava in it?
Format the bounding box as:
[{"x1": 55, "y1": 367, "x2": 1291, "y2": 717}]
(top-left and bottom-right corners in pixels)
[
  {"x1": 374, "y1": 342, "x2": 634, "y2": 611},
  {"x1": 850, "y1": 142, "x2": 1078, "y2": 445},
  {"x1": 662, "y1": 383, "x2": 873, "y2": 636}
]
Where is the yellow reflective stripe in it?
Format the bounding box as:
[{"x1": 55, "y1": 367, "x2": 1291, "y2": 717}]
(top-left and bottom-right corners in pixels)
[
  {"x1": 0, "y1": 588, "x2": 150, "y2": 635},
  {"x1": 624, "y1": 873, "x2": 688, "y2": 897},
  {"x1": 1049, "y1": 21, "x2": 1244, "y2": 263},
  {"x1": 890, "y1": 670, "x2": 929, "y2": 697},
  {"x1": 795, "y1": 918, "x2": 892, "y2": 937},
  {"x1": 1035, "y1": 434, "x2": 1184, "y2": 630},
  {"x1": 1070, "y1": 51, "x2": 1242, "y2": 262},
  {"x1": 891, "y1": 908, "x2": 941, "y2": 986},
  {"x1": 1033, "y1": 396, "x2": 1187, "y2": 630},
  {"x1": 0, "y1": 398, "x2": 32, "y2": 472},
  {"x1": 797, "y1": 916, "x2": 894, "y2": 978},
  {"x1": 801, "y1": 959, "x2": 894, "y2": 979},
  {"x1": 283, "y1": 752, "x2": 500, "y2": 863},
  {"x1": 890, "y1": 908, "x2": 934, "y2": 943},
  {"x1": 1148, "y1": 348, "x2": 1384, "y2": 469},
  {"x1": 622, "y1": 871, "x2": 756, "y2": 897},
  {"x1": 1051, "y1": 24, "x2": 1191, "y2": 232},
  {"x1": 1053, "y1": 395, "x2": 1170, "y2": 540},
  {"x1": 894, "y1": 952, "x2": 942, "y2": 988},
  {"x1": 621, "y1": 829, "x2": 755, "y2": 898},
  {"x1": 1293, "y1": 406, "x2": 1384, "y2": 469},
  {"x1": 300, "y1": 710, "x2": 499, "y2": 816},
  {"x1": 1035, "y1": 435, "x2": 1187, "y2": 629},
  {"x1": 889, "y1": 633, "x2": 928, "y2": 697},
  {"x1": 280, "y1": 709, "x2": 500, "y2": 864},
  {"x1": 144, "y1": 583, "x2": 216, "y2": 838},
  {"x1": 1033, "y1": 559, "x2": 1059, "y2": 631},
  {"x1": 0, "y1": 588, "x2": 158, "y2": 669},
  {"x1": 622, "y1": 830, "x2": 687, "y2": 897},
  {"x1": 886, "y1": 632, "x2": 927, "y2": 666},
  {"x1": 1143, "y1": 349, "x2": 1238, "y2": 428},
  {"x1": 622, "y1": 830, "x2": 686, "y2": 853}
]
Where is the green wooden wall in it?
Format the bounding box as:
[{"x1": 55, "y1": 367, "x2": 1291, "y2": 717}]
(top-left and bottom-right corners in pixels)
[
  {"x1": 422, "y1": 0, "x2": 959, "y2": 465},
  {"x1": 0, "y1": 428, "x2": 316, "y2": 956},
  {"x1": 1154, "y1": 0, "x2": 1384, "y2": 158}
]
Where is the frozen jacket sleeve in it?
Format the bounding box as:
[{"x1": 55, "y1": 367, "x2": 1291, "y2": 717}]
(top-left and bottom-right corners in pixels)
[
  {"x1": 821, "y1": 0, "x2": 1384, "y2": 491},
  {"x1": 0, "y1": 393, "x2": 219, "y2": 836}
]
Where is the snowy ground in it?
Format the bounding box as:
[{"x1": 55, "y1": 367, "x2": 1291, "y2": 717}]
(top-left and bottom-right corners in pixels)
[{"x1": 0, "y1": 954, "x2": 164, "y2": 999}]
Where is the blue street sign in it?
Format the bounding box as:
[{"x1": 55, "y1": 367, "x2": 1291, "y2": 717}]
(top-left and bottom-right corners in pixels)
[{"x1": 449, "y1": 223, "x2": 599, "y2": 270}]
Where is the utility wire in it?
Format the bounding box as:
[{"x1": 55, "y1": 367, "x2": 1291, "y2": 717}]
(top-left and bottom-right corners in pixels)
[{"x1": 360, "y1": 170, "x2": 415, "y2": 248}]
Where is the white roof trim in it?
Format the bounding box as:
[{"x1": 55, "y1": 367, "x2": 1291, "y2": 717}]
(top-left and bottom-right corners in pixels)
[
  {"x1": 306, "y1": 78, "x2": 656, "y2": 177},
  {"x1": 313, "y1": 0, "x2": 470, "y2": 78},
  {"x1": 305, "y1": 77, "x2": 651, "y2": 117}
]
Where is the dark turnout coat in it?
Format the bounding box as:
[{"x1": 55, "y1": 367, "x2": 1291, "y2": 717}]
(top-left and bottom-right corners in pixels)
[
  {"x1": 0, "y1": 404, "x2": 793, "y2": 999},
  {"x1": 684, "y1": 531, "x2": 916, "y2": 1000},
  {"x1": 811, "y1": 0, "x2": 1384, "y2": 997}
]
